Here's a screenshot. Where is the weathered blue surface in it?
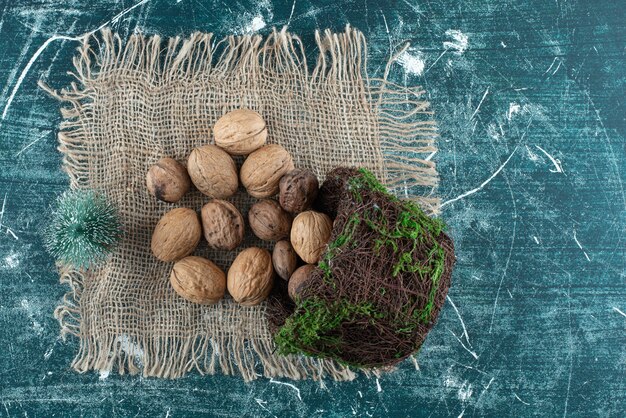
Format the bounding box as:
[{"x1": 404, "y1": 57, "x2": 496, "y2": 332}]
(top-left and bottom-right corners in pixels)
[{"x1": 0, "y1": 0, "x2": 624, "y2": 416}]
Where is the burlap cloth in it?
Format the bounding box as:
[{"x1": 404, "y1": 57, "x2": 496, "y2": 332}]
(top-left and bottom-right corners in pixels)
[{"x1": 43, "y1": 27, "x2": 439, "y2": 381}]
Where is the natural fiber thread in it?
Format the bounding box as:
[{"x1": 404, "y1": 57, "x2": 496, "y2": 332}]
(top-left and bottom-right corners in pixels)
[
  {"x1": 268, "y1": 168, "x2": 455, "y2": 368},
  {"x1": 42, "y1": 26, "x2": 440, "y2": 381}
]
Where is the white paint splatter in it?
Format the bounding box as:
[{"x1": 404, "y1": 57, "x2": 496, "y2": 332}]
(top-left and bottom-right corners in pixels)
[
  {"x1": 525, "y1": 145, "x2": 539, "y2": 161},
  {"x1": 572, "y1": 229, "x2": 591, "y2": 262},
  {"x1": 44, "y1": 343, "x2": 56, "y2": 360},
  {"x1": 286, "y1": 0, "x2": 297, "y2": 26},
  {"x1": 21, "y1": 299, "x2": 44, "y2": 334},
  {"x1": 410, "y1": 355, "x2": 420, "y2": 371},
  {"x1": 257, "y1": 0, "x2": 274, "y2": 19},
  {"x1": 458, "y1": 382, "x2": 473, "y2": 401},
  {"x1": 441, "y1": 146, "x2": 519, "y2": 208},
  {"x1": 1, "y1": 0, "x2": 153, "y2": 125},
  {"x1": 487, "y1": 123, "x2": 502, "y2": 141},
  {"x1": 15, "y1": 130, "x2": 51, "y2": 157},
  {"x1": 21, "y1": 299, "x2": 33, "y2": 313},
  {"x1": 397, "y1": 49, "x2": 425, "y2": 76},
  {"x1": 3, "y1": 252, "x2": 19, "y2": 269},
  {"x1": 376, "y1": 378, "x2": 382, "y2": 392},
  {"x1": 471, "y1": 87, "x2": 489, "y2": 120},
  {"x1": 514, "y1": 393, "x2": 531, "y2": 405},
  {"x1": 535, "y1": 145, "x2": 564, "y2": 173},
  {"x1": 425, "y1": 150, "x2": 437, "y2": 161},
  {"x1": 255, "y1": 398, "x2": 275, "y2": 416},
  {"x1": 533, "y1": 236, "x2": 540, "y2": 244},
  {"x1": 116, "y1": 334, "x2": 144, "y2": 366},
  {"x1": 269, "y1": 378, "x2": 302, "y2": 401},
  {"x1": 443, "y1": 29, "x2": 469, "y2": 54},
  {"x1": 444, "y1": 375, "x2": 473, "y2": 401},
  {"x1": 507, "y1": 102, "x2": 521, "y2": 120},
  {"x1": 449, "y1": 329, "x2": 479, "y2": 359},
  {"x1": 244, "y1": 15, "x2": 266, "y2": 33},
  {"x1": 446, "y1": 295, "x2": 471, "y2": 347},
  {"x1": 0, "y1": 192, "x2": 19, "y2": 240},
  {"x1": 99, "y1": 369, "x2": 111, "y2": 380},
  {"x1": 613, "y1": 307, "x2": 626, "y2": 318},
  {"x1": 32, "y1": 321, "x2": 43, "y2": 334}
]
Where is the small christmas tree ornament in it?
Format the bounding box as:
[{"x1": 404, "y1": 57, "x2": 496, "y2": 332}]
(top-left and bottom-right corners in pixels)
[{"x1": 44, "y1": 189, "x2": 122, "y2": 269}]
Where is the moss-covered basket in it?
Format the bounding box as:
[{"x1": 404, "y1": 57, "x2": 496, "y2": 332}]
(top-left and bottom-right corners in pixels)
[{"x1": 267, "y1": 167, "x2": 456, "y2": 369}]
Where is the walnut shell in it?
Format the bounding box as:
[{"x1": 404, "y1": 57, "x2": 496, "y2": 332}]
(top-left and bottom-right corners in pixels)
[
  {"x1": 170, "y1": 256, "x2": 226, "y2": 304},
  {"x1": 187, "y1": 145, "x2": 238, "y2": 198},
  {"x1": 227, "y1": 247, "x2": 274, "y2": 306},
  {"x1": 290, "y1": 210, "x2": 332, "y2": 264},
  {"x1": 213, "y1": 109, "x2": 267, "y2": 155},
  {"x1": 240, "y1": 144, "x2": 295, "y2": 198},
  {"x1": 288, "y1": 264, "x2": 316, "y2": 301},
  {"x1": 248, "y1": 199, "x2": 292, "y2": 241},
  {"x1": 272, "y1": 240, "x2": 298, "y2": 281},
  {"x1": 146, "y1": 158, "x2": 191, "y2": 203},
  {"x1": 279, "y1": 168, "x2": 319, "y2": 213},
  {"x1": 201, "y1": 199, "x2": 244, "y2": 250},
  {"x1": 151, "y1": 208, "x2": 202, "y2": 262}
]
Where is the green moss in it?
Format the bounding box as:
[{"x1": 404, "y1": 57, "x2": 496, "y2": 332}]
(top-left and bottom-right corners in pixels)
[
  {"x1": 336, "y1": 169, "x2": 447, "y2": 320},
  {"x1": 274, "y1": 168, "x2": 450, "y2": 364},
  {"x1": 319, "y1": 213, "x2": 361, "y2": 285},
  {"x1": 274, "y1": 297, "x2": 384, "y2": 365}
]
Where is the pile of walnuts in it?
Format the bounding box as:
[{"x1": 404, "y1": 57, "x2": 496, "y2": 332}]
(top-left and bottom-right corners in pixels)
[{"x1": 147, "y1": 109, "x2": 332, "y2": 307}]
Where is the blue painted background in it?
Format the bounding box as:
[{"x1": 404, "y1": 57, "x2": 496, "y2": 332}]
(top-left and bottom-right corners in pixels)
[{"x1": 0, "y1": 0, "x2": 624, "y2": 416}]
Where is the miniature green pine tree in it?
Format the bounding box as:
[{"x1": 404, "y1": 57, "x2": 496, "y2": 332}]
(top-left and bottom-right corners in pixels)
[{"x1": 44, "y1": 189, "x2": 122, "y2": 269}]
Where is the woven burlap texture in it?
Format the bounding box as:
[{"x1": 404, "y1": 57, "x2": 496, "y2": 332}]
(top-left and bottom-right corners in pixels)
[{"x1": 43, "y1": 26, "x2": 440, "y2": 381}]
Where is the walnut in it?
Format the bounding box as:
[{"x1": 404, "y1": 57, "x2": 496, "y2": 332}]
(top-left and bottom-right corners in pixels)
[
  {"x1": 170, "y1": 256, "x2": 226, "y2": 304},
  {"x1": 227, "y1": 247, "x2": 274, "y2": 306},
  {"x1": 151, "y1": 208, "x2": 202, "y2": 262},
  {"x1": 248, "y1": 199, "x2": 292, "y2": 241},
  {"x1": 272, "y1": 240, "x2": 298, "y2": 281},
  {"x1": 288, "y1": 264, "x2": 317, "y2": 301},
  {"x1": 240, "y1": 144, "x2": 295, "y2": 198},
  {"x1": 201, "y1": 199, "x2": 244, "y2": 250},
  {"x1": 146, "y1": 158, "x2": 191, "y2": 203},
  {"x1": 290, "y1": 210, "x2": 332, "y2": 264},
  {"x1": 213, "y1": 109, "x2": 267, "y2": 155},
  {"x1": 279, "y1": 169, "x2": 319, "y2": 213},
  {"x1": 187, "y1": 145, "x2": 238, "y2": 198}
]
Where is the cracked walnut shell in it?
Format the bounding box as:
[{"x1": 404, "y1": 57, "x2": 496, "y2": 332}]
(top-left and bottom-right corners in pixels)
[
  {"x1": 227, "y1": 247, "x2": 274, "y2": 306},
  {"x1": 201, "y1": 199, "x2": 244, "y2": 250},
  {"x1": 290, "y1": 210, "x2": 332, "y2": 264},
  {"x1": 288, "y1": 264, "x2": 317, "y2": 301},
  {"x1": 151, "y1": 207, "x2": 202, "y2": 262},
  {"x1": 146, "y1": 157, "x2": 191, "y2": 203},
  {"x1": 187, "y1": 145, "x2": 238, "y2": 198},
  {"x1": 248, "y1": 199, "x2": 292, "y2": 241},
  {"x1": 279, "y1": 168, "x2": 319, "y2": 213},
  {"x1": 240, "y1": 144, "x2": 295, "y2": 198},
  {"x1": 213, "y1": 109, "x2": 267, "y2": 155},
  {"x1": 272, "y1": 240, "x2": 298, "y2": 281},
  {"x1": 170, "y1": 256, "x2": 226, "y2": 304}
]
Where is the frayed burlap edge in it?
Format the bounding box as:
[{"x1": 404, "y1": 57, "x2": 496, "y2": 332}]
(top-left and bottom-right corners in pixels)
[{"x1": 42, "y1": 26, "x2": 439, "y2": 381}]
